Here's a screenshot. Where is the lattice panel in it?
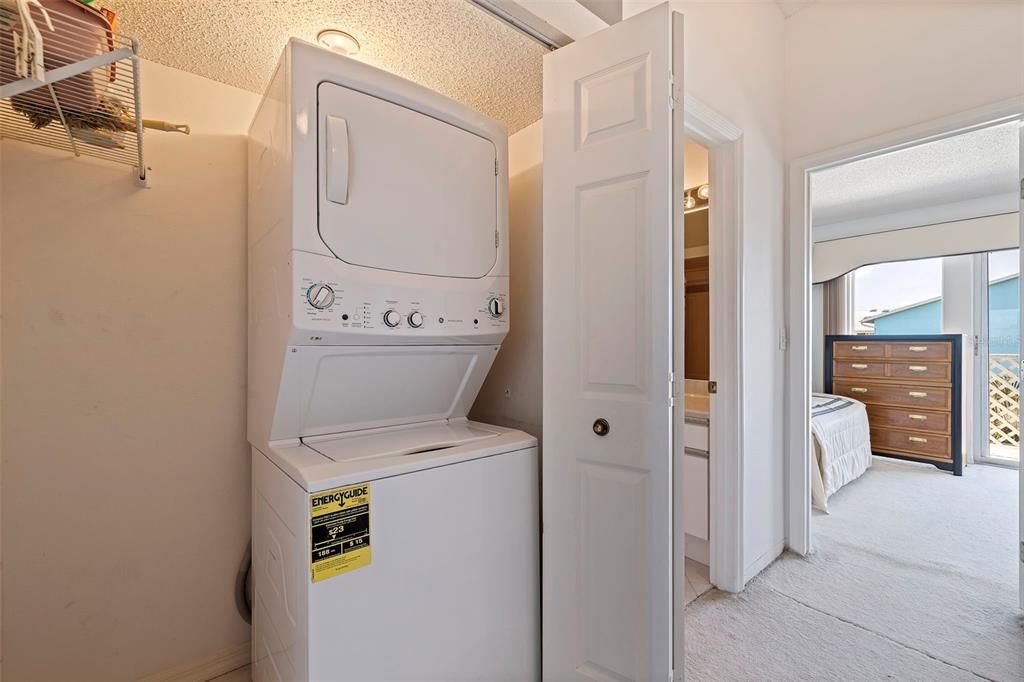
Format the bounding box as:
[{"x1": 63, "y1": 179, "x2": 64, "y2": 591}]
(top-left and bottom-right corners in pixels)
[{"x1": 988, "y1": 354, "x2": 1020, "y2": 446}]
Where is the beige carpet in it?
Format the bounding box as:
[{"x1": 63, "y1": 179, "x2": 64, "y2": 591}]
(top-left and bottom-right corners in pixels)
[{"x1": 686, "y1": 458, "x2": 1023, "y2": 681}]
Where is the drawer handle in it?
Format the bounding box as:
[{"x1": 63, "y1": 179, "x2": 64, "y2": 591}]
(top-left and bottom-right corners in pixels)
[
  {"x1": 908, "y1": 365, "x2": 928, "y2": 372},
  {"x1": 908, "y1": 391, "x2": 928, "y2": 398},
  {"x1": 908, "y1": 346, "x2": 928, "y2": 352},
  {"x1": 908, "y1": 436, "x2": 928, "y2": 444},
  {"x1": 851, "y1": 345, "x2": 869, "y2": 351},
  {"x1": 849, "y1": 387, "x2": 868, "y2": 393},
  {"x1": 851, "y1": 363, "x2": 869, "y2": 369},
  {"x1": 907, "y1": 414, "x2": 928, "y2": 421}
]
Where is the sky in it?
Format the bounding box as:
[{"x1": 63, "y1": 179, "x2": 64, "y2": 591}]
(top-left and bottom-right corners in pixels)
[{"x1": 853, "y1": 249, "x2": 1019, "y2": 315}]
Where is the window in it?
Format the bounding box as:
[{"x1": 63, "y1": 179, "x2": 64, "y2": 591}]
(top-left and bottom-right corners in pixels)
[{"x1": 853, "y1": 257, "x2": 944, "y2": 335}]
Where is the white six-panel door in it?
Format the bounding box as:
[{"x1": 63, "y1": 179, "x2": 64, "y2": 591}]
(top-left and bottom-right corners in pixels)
[{"x1": 542, "y1": 4, "x2": 683, "y2": 680}]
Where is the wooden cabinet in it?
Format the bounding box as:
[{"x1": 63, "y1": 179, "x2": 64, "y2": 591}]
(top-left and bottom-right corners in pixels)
[{"x1": 825, "y1": 334, "x2": 962, "y2": 475}]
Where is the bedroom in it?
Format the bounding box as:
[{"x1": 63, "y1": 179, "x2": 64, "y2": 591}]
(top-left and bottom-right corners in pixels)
[{"x1": 797, "y1": 118, "x2": 1021, "y2": 674}]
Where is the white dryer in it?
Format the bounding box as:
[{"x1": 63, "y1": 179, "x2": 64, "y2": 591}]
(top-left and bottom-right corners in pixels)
[{"x1": 247, "y1": 40, "x2": 538, "y2": 682}]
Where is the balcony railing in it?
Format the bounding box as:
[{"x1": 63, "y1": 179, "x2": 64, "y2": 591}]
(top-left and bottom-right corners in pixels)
[{"x1": 988, "y1": 354, "x2": 1020, "y2": 452}]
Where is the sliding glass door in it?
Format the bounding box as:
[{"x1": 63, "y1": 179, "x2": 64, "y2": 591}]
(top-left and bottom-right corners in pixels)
[{"x1": 983, "y1": 249, "x2": 1020, "y2": 465}]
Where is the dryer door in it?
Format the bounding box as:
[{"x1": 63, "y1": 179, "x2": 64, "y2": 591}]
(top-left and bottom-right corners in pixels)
[{"x1": 317, "y1": 81, "x2": 498, "y2": 279}]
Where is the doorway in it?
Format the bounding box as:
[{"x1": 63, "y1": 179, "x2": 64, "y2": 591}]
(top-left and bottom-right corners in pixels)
[
  {"x1": 682, "y1": 136, "x2": 713, "y2": 603},
  {"x1": 785, "y1": 101, "x2": 1024, "y2": 623}
]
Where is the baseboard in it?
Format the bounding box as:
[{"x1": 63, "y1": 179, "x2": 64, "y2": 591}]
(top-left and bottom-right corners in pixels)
[
  {"x1": 137, "y1": 641, "x2": 250, "y2": 682},
  {"x1": 684, "y1": 534, "x2": 709, "y2": 565}
]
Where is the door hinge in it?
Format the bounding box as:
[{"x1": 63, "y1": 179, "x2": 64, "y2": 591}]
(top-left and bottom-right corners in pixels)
[
  {"x1": 1020, "y1": 541, "x2": 1023, "y2": 563},
  {"x1": 973, "y1": 335, "x2": 980, "y2": 357},
  {"x1": 1019, "y1": 177, "x2": 1024, "y2": 200},
  {"x1": 495, "y1": 159, "x2": 499, "y2": 176},
  {"x1": 668, "y1": 71, "x2": 681, "y2": 110},
  {"x1": 495, "y1": 230, "x2": 500, "y2": 248},
  {"x1": 708, "y1": 380, "x2": 718, "y2": 395}
]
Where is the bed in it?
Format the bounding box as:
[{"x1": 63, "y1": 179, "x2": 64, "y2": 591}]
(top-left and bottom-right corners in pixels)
[{"x1": 811, "y1": 393, "x2": 873, "y2": 512}]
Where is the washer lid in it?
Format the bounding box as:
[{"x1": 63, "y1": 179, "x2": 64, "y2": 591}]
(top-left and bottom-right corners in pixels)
[
  {"x1": 261, "y1": 420, "x2": 538, "y2": 492},
  {"x1": 317, "y1": 81, "x2": 498, "y2": 279},
  {"x1": 304, "y1": 420, "x2": 501, "y2": 463}
]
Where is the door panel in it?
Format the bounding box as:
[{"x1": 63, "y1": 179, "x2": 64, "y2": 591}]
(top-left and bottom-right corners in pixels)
[
  {"x1": 578, "y1": 173, "x2": 649, "y2": 398},
  {"x1": 542, "y1": 4, "x2": 681, "y2": 680},
  {"x1": 317, "y1": 82, "x2": 498, "y2": 278}
]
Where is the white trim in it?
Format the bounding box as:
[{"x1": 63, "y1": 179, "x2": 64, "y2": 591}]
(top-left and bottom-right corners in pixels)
[
  {"x1": 972, "y1": 253, "x2": 989, "y2": 466},
  {"x1": 684, "y1": 97, "x2": 745, "y2": 594},
  {"x1": 784, "y1": 96, "x2": 1024, "y2": 557},
  {"x1": 684, "y1": 533, "x2": 710, "y2": 565},
  {"x1": 136, "y1": 641, "x2": 250, "y2": 682}
]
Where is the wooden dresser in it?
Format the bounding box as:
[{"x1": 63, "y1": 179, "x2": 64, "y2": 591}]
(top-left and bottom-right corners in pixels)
[{"x1": 825, "y1": 334, "x2": 962, "y2": 475}]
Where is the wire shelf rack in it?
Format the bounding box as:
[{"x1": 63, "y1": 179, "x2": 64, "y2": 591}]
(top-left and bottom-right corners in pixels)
[{"x1": 0, "y1": 2, "x2": 145, "y2": 180}]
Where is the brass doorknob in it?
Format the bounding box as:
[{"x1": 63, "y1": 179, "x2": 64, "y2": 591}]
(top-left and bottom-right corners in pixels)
[{"x1": 593, "y1": 418, "x2": 610, "y2": 436}]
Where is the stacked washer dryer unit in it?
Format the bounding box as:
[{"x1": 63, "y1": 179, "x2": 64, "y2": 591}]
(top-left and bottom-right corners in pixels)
[{"x1": 247, "y1": 40, "x2": 538, "y2": 682}]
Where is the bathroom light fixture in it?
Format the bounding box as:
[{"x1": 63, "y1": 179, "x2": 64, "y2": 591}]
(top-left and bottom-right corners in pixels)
[
  {"x1": 683, "y1": 192, "x2": 697, "y2": 210},
  {"x1": 317, "y1": 29, "x2": 361, "y2": 56},
  {"x1": 697, "y1": 184, "x2": 710, "y2": 201}
]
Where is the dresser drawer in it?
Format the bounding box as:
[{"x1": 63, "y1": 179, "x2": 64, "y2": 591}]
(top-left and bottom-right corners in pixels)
[
  {"x1": 866, "y1": 405, "x2": 950, "y2": 435},
  {"x1": 886, "y1": 341, "x2": 952, "y2": 362},
  {"x1": 833, "y1": 360, "x2": 886, "y2": 379},
  {"x1": 886, "y1": 361, "x2": 951, "y2": 383},
  {"x1": 833, "y1": 379, "x2": 951, "y2": 411},
  {"x1": 871, "y1": 428, "x2": 951, "y2": 461},
  {"x1": 833, "y1": 340, "x2": 885, "y2": 359}
]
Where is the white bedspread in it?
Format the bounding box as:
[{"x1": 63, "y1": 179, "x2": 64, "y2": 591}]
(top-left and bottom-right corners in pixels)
[{"x1": 811, "y1": 393, "x2": 873, "y2": 512}]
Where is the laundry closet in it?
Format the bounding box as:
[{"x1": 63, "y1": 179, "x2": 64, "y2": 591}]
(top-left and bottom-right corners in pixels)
[{"x1": 0, "y1": 0, "x2": 793, "y2": 680}]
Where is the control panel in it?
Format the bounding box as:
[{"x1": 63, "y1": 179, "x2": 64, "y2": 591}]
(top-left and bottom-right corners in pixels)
[{"x1": 291, "y1": 253, "x2": 508, "y2": 343}]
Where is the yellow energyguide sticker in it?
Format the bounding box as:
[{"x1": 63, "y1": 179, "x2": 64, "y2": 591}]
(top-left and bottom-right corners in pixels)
[{"x1": 309, "y1": 482, "x2": 371, "y2": 583}]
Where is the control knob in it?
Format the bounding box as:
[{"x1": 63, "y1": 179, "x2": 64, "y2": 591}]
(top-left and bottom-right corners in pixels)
[
  {"x1": 408, "y1": 311, "x2": 424, "y2": 328},
  {"x1": 487, "y1": 297, "x2": 505, "y2": 318},
  {"x1": 383, "y1": 309, "x2": 402, "y2": 328},
  {"x1": 306, "y1": 283, "x2": 335, "y2": 310}
]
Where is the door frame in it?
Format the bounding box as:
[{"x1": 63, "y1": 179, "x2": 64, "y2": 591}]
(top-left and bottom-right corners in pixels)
[
  {"x1": 971, "y1": 252, "x2": 989, "y2": 467},
  {"x1": 681, "y1": 96, "x2": 745, "y2": 594},
  {"x1": 784, "y1": 97, "x2": 1024, "y2": 555}
]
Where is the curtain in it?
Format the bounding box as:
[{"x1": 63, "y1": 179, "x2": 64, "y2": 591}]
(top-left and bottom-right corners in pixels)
[{"x1": 822, "y1": 273, "x2": 854, "y2": 335}]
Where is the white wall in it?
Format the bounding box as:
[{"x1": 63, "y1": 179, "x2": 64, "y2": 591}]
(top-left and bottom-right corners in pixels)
[
  {"x1": 472, "y1": 120, "x2": 544, "y2": 438},
  {"x1": 625, "y1": 0, "x2": 787, "y2": 581},
  {"x1": 785, "y1": 2, "x2": 1024, "y2": 160},
  {"x1": 1, "y1": 61, "x2": 259, "y2": 680},
  {"x1": 683, "y1": 137, "x2": 709, "y2": 188}
]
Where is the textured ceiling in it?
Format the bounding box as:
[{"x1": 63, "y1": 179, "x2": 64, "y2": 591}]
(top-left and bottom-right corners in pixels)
[
  {"x1": 107, "y1": 0, "x2": 546, "y2": 133},
  {"x1": 811, "y1": 122, "x2": 1020, "y2": 226}
]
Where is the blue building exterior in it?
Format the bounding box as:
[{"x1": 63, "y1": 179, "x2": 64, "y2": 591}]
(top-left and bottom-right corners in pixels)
[{"x1": 867, "y1": 276, "x2": 1019, "y2": 354}]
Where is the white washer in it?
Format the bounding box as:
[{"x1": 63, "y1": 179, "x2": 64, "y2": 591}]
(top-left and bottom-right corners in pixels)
[
  {"x1": 247, "y1": 40, "x2": 538, "y2": 681},
  {"x1": 253, "y1": 422, "x2": 538, "y2": 682}
]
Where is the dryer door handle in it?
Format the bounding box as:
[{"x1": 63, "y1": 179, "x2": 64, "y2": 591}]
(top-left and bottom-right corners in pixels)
[{"x1": 326, "y1": 115, "x2": 350, "y2": 204}]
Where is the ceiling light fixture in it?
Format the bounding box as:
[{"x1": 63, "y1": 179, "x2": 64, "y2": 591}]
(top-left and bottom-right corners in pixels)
[
  {"x1": 697, "y1": 184, "x2": 710, "y2": 201},
  {"x1": 683, "y1": 192, "x2": 696, "y2": 210},
  {"x1": 317, "y1": 29, "x2": 361, "y2": 56}
]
